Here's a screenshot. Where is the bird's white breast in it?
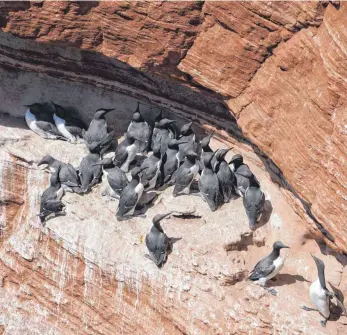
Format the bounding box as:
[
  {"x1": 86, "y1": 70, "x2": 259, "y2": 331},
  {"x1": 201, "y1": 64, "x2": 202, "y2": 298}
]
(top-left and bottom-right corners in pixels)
[
  {"x1": 25, "y1": 110, "x2": 47, "y2": 137},
  {"x1": 309, "y1": 279, "x2": 330, "y2": 319},
  {"x1": 266, "y1": 256, "x2": 284, "y2": 280},
  {"x1": 134, "y1": 183, "x2": 144, "y2": 197},
  {"x1": 53, "y1": 114, "x2": 75, "y2": 141},
  {"x1": 190, "y1": 162, "x2": 199, "y2": 176}
]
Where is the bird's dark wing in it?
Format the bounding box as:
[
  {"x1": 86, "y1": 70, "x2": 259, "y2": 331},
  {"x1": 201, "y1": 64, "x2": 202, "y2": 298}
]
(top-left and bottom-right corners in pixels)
[
  {"x1": 42, "y1": 199, "x2": 64, "y2": 213},
  {"x1": 35, "y1": 121, "x2": 66, "y2": 138},
  {"x1": 107, "y1": 167, "x2": 129, "y2": 192},
  {"x1": 249, "y1": 257, "x2": 275, "y2": 280},
  {"x1": 117, "y1": 186, "x2": 138, "y2": 216},
  {"x1": 244, "y1": 188, "x2": 264, "y2": 212},
  {"x1": 145, "y1": 232, "x2": 169, "y2": 266},
  {"x1": 65, "y1": 125, "x2": 84, "y2": 137}
]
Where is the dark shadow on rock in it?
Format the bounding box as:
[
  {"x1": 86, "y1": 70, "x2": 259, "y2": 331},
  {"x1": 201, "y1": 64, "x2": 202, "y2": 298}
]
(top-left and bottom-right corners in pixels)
[
  {"x1": 224, "y1": 232, "x2": 265, "y2": 252},
  {"x1": 270, "y1": 274, "x2": 310, "y2": 287}
]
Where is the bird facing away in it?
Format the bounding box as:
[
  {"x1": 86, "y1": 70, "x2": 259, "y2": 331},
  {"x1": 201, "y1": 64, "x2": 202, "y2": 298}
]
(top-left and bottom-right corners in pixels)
[
  {"x1": 78, "y1": 153, "x2": 103, "y2": 193},
  {"x1": 151, "y1": 118, "x2": 176, "y2": 154},
  {"x1": 127, "y1": 102, "x2": 151, "y2": 153},
  {"x1": 93, "y1": 157, "x2": 129, "y2": 199},
  {"x1": 243, "y1": 176, "x2": 265, "y2": 230},
  {"x1": 145, "y1": 212, "x2": 172, "y2": 267},
  {"x1": 198, "y1": 151, "x2": 222, "y2": 212},
  {"x1": 116, "y1": 166, "x2": 148, "y2": 218},
  {"x1": 302, "y1": 255, "x2": 347, "y2": 327},
  {"x1": 249, "y1": 241, "x2": 289, "y2": 296},
  {"x1": 178, "y1": 122, "x2": 196, "y2": 162},
  {"x1": 214, "y1": 148, "x2": 235, "y2": 203},
  {"x1": 199, "y1": 132, "x2": 214, "y2": 169},
  {"x1": 173, "y1": 150, "x2": 199, "y2": 197},
  {"x1": 51, "y1": 101, "x2": 86, "y2": 143},
  {"x1": 140, "y1": 142, "x2": 162, "y2": 190},
  {"x1": 24, "y1": 103, "x2": 66, "y2": 140},
  {"x1": 229, "y1": 154, "x2": 260, "y2": 197},
  {"x1": 160, "y1": 139, "x2": 187, "y2": 186},
  {"x1": 37, "y1": 155, "x2": 82, "y2": 194},
  {"x1": 39, "y1": 165, "x2": 65, "y2": 224},
  {"x1": 83, "y1": 108, "x2": 114, "y2": 155}
]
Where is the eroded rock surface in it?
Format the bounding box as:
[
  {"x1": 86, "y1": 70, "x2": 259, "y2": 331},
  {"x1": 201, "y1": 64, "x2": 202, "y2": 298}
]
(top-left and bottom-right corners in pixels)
[
  {"x1": 0, "y1": 1, "x2": 346, "y2": 252},
  {"x1": 1, "y1": 114, "x2": 347, "y2": 334},
  {"x1": 1, "y1": 1, "x2": 347, "y2": 334}
]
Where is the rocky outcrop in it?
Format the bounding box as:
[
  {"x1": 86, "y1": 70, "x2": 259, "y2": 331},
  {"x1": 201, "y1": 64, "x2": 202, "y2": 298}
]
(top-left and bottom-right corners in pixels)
[
  {"x1": 1, "y1": 114, "x2": 346, "y2": 334},
  {"x1": 1, "y1": 1, "x2": 347, "y2": 334},
  {"x1": 1, "y1": 1, "x2": 346, "y2": 252}
]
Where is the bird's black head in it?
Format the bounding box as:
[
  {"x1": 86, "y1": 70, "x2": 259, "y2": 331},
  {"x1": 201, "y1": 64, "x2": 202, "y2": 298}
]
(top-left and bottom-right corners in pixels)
[
  {"x1": 185, "y1": 150, "x2": 198, "y2": 161},
  {"x1": 152, "y1": 212, "x2": 171, "y2": 231},
  {"x1": 273, "y1": 241, "x2": 289, "y2": 250},
  {"x1": 24, "y1": 103, "x2": 44, "y2": 115},
  {"x1": 131, "y1": 166, "x2": 148, "y2": 180},
  {"x1": 93, "y1": 157, "x2": 114, "y2": 168},
  {"x1": 94, "y1": 108, "x2": 114, "y2": 120},
  {"x1": 154, "y1": 109, "x2": 162, "y2": 122},
  {"x1": 249, "y1": 175, "x2": 260, "y2": 188},
  {"x1": 37, "y1": 155, "x2": 55, "y2": 167},
  {"x1": 132, "y1": 102, "x2": 144, "y2": 122},
  {"x1": 180, "y1": 121, "x2": 193, "y2": 135},
  {"x1": 51, "y1": 101, "x2": 66, "y2": 118},
  {"x1": 229, "y1": 154, "x2": 243, "y2": 166},
  {"x1": 215, "y1": 148, "x2": 230, "y2": 162},
  {"x1": 202, "y1": 151, "x2": 215, "y2": 168},
  {"x1": 200, "y1": 132, "x2": 214, "y2": 149}
]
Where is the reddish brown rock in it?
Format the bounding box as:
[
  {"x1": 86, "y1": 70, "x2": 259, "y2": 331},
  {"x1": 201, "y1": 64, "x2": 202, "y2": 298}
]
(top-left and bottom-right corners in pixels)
[{"x1": 1, "y1": 1, "x2": 347, "y2": 334}]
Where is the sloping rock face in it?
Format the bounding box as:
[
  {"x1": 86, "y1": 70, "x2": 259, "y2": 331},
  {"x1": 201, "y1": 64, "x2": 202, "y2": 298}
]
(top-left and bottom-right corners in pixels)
[
  {"x1": 1, "y1": 1, "x2": 346, "y2": 251},
  {"x1": 1, "y1": 114, "x2": 347, "y2": 335},
  {"x1": 0, "y1": 1, "x2": 347, "y2": 334}
]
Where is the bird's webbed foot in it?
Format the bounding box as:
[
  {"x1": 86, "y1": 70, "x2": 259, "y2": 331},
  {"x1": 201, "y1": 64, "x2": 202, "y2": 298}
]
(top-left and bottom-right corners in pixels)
[
  {"x1": 320, "y1": 319, "x2": 327, "y2": 328},
  {"x1": 266, "y1": 287, "x2": 278, "y2": 296},
  {"x1": 301, "y1": 306, "x2": 317, "y2": 312}
]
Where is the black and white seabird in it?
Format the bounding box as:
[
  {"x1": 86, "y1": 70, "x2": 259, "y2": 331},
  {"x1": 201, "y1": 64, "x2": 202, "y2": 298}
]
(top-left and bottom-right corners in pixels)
[
  {"x1": 214, "y1": 148, "x2": 235, "y2": 203},
  {"x1": 173, "y1": 150, "x2": 199, "y2": 197},
  {"x1": 243, "y1": 175, "x2": 265, "y2": 230},
  {"x1": 302, "y1": 255, "x2": 346, "y2": 327},
  {"x1": 139, "y1": 142, "x2": 162, "y2": 190},
  {"x1": 160, "y1": 139, "x2": 187, "y2": 186},
  {"x1": 151, "y1": 118, "x2": 176, "y2": 154},
  {"x1": 199, "y1": 132, "x2": 214, "y2": 168},
  {"x1": 229, "y1": 154, "x2": 259, "y2": 197},
  {"x1": 114, "y1": 134, "x2": 138, "y2": 173},
  {"x1": 37, "y1": 155, "x2": 82, "y2": 194},
  {"x1": 249, "y1": 241, "x2": 289, "y2": 295},
  {"x1": 78, "y1": 153, "x2": 103, "y2": 193},
  {"x1": 178, "y1": 122, "x2": 196, "y2": 162},
  {"x1": 24, "y1": 103, "x2": 66, "y2": 140},
  {"x1": 116, "y1": 166, "x2": 148, "y2": 218},
  {"x1": 145, "y1": 212, "x2": 172, "y2": 268},
  {"x1": 93, "y1": 157, "x2": 128, "y2": 199},
  {"x1": 83, "y1": 108, "x2": 114, "y2": 155},
  {"x1": 127, "y1": 102, "x2": 151, "y2": 153},
  {"x1": 198, "y1": 152, "x2": 222, "y2": 212},
  {"x1": 51, "y1": 101, "x2": 86, "y2": 143},
  {"x1": 39, "y1": 166, "x2": 65, "y2": 223}
]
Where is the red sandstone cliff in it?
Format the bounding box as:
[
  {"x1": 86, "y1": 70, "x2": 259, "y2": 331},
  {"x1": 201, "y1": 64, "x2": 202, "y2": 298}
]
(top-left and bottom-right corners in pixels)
[{"x1": 1, "y1": 1, "x2": 347, "y2": 334}]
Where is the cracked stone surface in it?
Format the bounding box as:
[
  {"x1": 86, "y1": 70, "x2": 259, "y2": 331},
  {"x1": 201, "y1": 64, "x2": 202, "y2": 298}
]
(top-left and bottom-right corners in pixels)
[
  {"x1": 0, "y1": 1, "x2": 347, "y2": 333},
  {"x1": 1, "y1": 114, "x2": 346, "y2": 334}
]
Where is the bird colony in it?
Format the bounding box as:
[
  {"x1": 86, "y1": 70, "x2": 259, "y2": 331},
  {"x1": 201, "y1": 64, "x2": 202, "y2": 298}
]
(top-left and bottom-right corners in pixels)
[{"x1": 24, "y1": 101, "x2": 346, "y2": 327}]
